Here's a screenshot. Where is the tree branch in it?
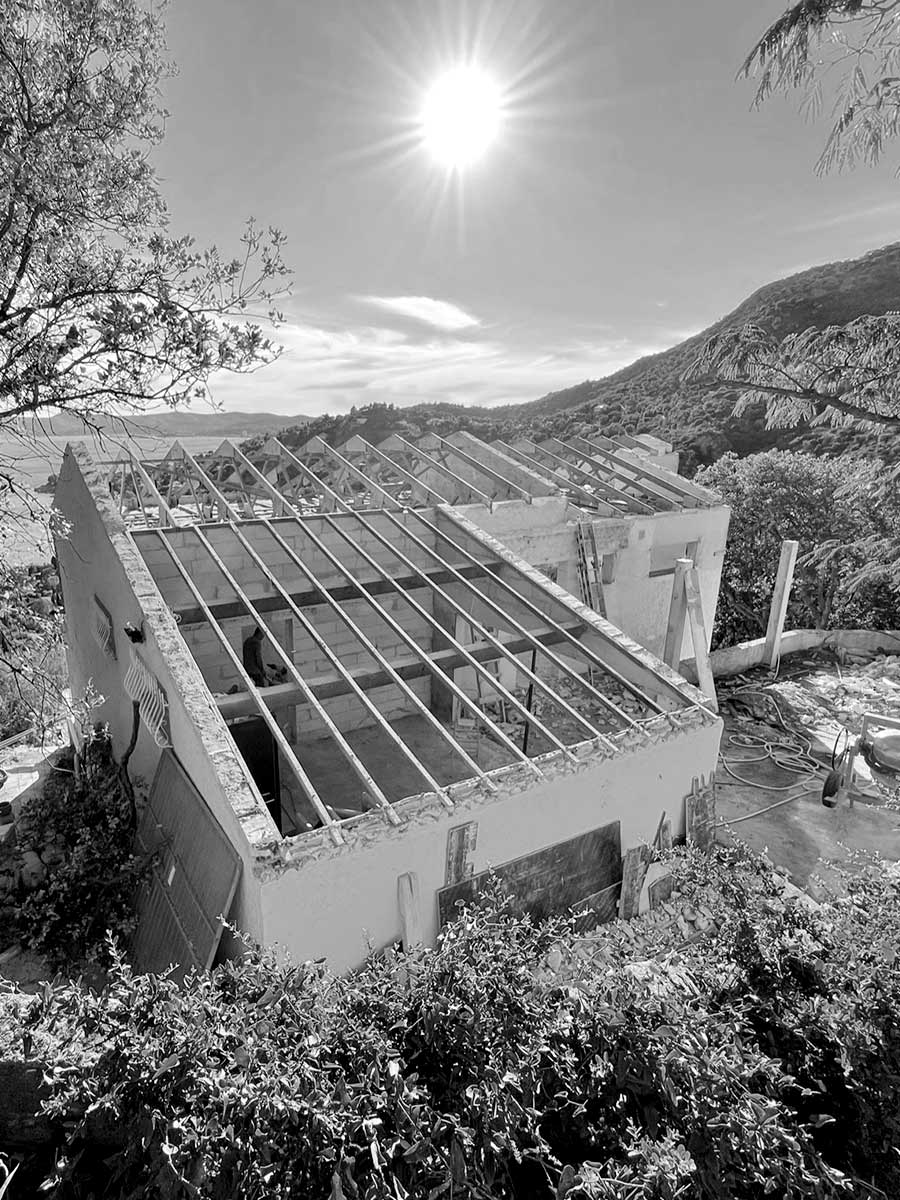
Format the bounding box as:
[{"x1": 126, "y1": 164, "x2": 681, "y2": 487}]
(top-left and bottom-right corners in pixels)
[{"x1": 710, "y1": 375, "x2": 900, "y2": 427}]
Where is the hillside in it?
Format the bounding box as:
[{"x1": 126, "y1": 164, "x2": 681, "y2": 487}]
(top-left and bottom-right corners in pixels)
[{"x1": 267, "y1": 243, "x2": 900, "y2": 472}]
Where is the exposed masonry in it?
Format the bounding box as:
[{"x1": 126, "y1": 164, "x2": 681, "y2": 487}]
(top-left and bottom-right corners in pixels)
[{"x1": 125, "y1": 499, "x2": 708, "y2": 843}]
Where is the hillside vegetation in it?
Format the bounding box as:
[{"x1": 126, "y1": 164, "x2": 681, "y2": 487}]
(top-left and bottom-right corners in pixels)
[{"x1": 265, "y1": 244, "x2": 900, "y2": 472}]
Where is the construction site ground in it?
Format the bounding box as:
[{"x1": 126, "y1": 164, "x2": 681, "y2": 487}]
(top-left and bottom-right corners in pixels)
[{"x1": 714, "y1": 646, "x2": 900, "y2": 896}]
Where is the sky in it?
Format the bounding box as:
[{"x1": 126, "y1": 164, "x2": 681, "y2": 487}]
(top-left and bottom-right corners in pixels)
[{"x1": 153, "y1": 0, "x2": 900, "y2": 416}]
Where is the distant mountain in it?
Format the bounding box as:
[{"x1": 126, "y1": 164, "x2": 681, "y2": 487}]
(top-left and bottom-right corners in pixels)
[
  {"x1": 28, "y1": 409, "x2": 306, "y2": 439},
  {"x1": 268, "y1": 243, "x2": 900, "y2": 473}
]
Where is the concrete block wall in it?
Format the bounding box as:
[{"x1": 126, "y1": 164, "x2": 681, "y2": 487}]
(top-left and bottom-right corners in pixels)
[
  {"x1": 599, "y1": 508, "x2": 730, "y2": 660},
  {"x1": 455, "y1": 498, "x2": 730, "y2": 663},
  {"x1": 134, "y1": 512, "x2": 438, "y2": 615},
  {"x1": 180, "y1": 591, "x2": 435, "y2": 738}
]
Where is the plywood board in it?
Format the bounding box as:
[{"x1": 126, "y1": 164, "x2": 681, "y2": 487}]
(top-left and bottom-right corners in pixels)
[
  {"x1": 618, "y1": 844, "x2": 651, "y2": 920},
  {"x1": 131, "y1": 750, "x2": 242, "y2": 979},
  {"x1": 437, "y1": 822, "x2": 622, "y2": 928}
]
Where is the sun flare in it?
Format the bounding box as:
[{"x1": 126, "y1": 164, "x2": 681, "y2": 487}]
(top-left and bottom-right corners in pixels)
[{"x1": 420, "y1": 66, "x2": 503, "y2": 169}]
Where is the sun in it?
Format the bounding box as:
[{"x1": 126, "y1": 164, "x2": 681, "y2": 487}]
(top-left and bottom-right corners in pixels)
[{"x1": 420, "y1": 66, "x2": 503, "y2": 169}]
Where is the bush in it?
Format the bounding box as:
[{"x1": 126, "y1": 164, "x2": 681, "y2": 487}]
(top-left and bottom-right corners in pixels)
[
  {"x1": 4, "y1": 845, "x2": 900, "y2": 1198},
  {"x1": 694, "y1": 450, "x2": 900, "y2": 646},
  {"x1": 8, "y1": 729, "x2": 146, "y2": 967},
  {"x1": 0, "y1": 563, "x2": 67, "y2": 739}
]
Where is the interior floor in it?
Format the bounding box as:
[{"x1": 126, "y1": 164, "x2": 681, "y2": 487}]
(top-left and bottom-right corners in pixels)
[{"x1": 281, "y1": 712, "x2": 518, "y2": 831}]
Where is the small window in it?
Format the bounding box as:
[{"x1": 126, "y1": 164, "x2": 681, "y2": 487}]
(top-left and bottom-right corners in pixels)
[
  {"x1": 649, "y1": 540, "x2": 698, "y2": 579},
  {"x1": 93, "y1": 596, "x2": 116, "y2": 660}
]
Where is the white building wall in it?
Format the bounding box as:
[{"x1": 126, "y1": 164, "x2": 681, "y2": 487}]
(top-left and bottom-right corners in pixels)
[
  {"x1": 53, "y1": 444, "x2": 275, "y2": 942},
  {"x1": 259, "y1": 712, "x2": 721, "y2": 975},
  {"x1": 457, "y1": 499, "x2": 730, "y2": 662}
]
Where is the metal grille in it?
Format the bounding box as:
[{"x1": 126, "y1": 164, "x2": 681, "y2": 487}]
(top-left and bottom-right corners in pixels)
[
  {"x1": 93, "y1": 595, "x2": 115, "y2": 658},
  {"x1": 123, "y1": 648, "x2": 169, "y2": 747},
  {"x1": 131, "y1": 750, "x2": 242, "y2": 979}
]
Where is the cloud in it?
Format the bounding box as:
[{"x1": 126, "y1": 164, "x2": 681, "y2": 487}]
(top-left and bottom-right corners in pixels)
[
  {"x1": 207, "y1": 313, "x2": 681, "y2": 417},
  {"x1": 788, "y1": 201, "x2": 900, "y2": 235},
  {"x1": 357, "y1": 295, "x2": 480, "y2": 332}
]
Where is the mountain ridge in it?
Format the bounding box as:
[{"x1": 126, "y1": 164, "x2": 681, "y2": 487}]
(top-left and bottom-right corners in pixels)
[{"x1": 266, "y1": 242, "x2": 900, "y2": 470}]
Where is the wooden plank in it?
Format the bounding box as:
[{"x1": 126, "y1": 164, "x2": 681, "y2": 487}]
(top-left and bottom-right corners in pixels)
[
  {"x1": 686, "y1": 776, "x2": 716, "y2": 850},
  {"x1": 662, "y1": 558, "x2": 691, "y2": 669},
  {"x1": 618, "y1": 844, "x2": 651, "y2": 920},
  {"x1": 445, "y1": 821, "x2": 478, "y2": 885},
  {"x1": 684, "y1": 566, "x2": 718, "y2": 712},
  {"x1": 657, "y1": 816, "x2": 672, "y2": 853},
  {"x1": 398, "y1": 872, "x2": 423, "y2": 950},
  {"x1": 437, "y1": 823, "x2": 622, "y2": 927},
  {"x1": 764, "y1": 539, "x2": 799, "y2": 667}
]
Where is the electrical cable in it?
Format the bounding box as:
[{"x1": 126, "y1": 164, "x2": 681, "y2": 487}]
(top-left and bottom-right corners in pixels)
[{"x1": 714, "y1": 686, "x2": 826, "y2": 827}]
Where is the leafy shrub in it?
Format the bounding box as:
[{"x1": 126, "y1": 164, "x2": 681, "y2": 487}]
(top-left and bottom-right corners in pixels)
[
  {"x1": 694, "y1": 450, "x2": 900, "y2": 646},
  {"x1": 9, "y1": 729, "x2": 146, "y2": 967},
  {"x1": 0, "y1": 563, "x2": 67, "y2": 739},
  {"x1": 4, "y1": 845, "x2": 900, "y2": 1198}
]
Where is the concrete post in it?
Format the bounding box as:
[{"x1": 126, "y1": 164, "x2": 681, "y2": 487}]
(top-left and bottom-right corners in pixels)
[{"x1": 764, "y1": 540, "x2": 799, "y2": 668}]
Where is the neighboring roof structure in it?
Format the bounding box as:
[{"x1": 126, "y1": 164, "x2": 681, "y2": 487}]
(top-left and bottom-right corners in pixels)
[{"x1": 105, "y1": 430, "x2": 721, "y2": 530}]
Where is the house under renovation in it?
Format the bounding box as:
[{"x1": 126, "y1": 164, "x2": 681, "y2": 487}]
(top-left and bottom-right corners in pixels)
[
  {"x1": 53, "y1": 432, "x2": 726, "y2": 977},
  {"x1": 108, "y1": 429, "x2": 730, "y2": 661}
]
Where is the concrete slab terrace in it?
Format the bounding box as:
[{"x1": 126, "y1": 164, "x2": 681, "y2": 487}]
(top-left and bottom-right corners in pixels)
[
  {"x1": 714, "y1": 651, "x2": 900, "y2": 895},
  {"x1": 53, "y1": 441, "x2": 724, "y2": 976}
]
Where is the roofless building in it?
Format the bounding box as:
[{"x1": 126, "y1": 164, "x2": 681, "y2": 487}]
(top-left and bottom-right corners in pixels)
[{"x1": 53, "y1": 430, "x2": 726, "y2": 976}]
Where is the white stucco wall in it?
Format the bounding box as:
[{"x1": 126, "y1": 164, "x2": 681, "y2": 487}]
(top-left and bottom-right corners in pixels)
[
  {"x1": 258, "y1": 710, "x2": 721, "y2": 975},
  {"x1": 458, "y1": 500, "x2": 730, "y2": 662},
  {"x1": 600, "y1": 507, "x2": 730, "y2": 660},
  {"x1": 53, "y1": 444, "x2": 277, "y2": 940}
]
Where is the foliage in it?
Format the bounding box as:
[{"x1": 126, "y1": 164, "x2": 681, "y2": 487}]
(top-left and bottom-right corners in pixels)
[
  {"x1": 685, "y1": 317, "x2": 900, "y2": 433},
  {"x1": 678, "y1": 3, "x2": 900, "y2": 441},
  {"x1": 694, "y1": 450, "x2": 900, "y2": 645},
  {"x1": 0, "y1": 560, "x2": 66, "y2": 738},
  {"x1": 4, "y1": 845, "x2": 900, "y2": 1197},
  {"x1": 0, "y1": 0, "x2": 289, "y2": 725},
  {"x1": 741, "y1": 0, "x2": 900, "y2": 175},
  {"x1": 0, "y1": 0, "x2": 289, "y2": 449},
  {"x1": 6, "y1": 727, "x2": 147, "y2": 967}
]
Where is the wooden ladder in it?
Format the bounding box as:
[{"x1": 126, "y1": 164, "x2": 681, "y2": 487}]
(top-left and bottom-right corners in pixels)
[{"x1": 575, "y1": 521, "x2": 606, "y2": 616}]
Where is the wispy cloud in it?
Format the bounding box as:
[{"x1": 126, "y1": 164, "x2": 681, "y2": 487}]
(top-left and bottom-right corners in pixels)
[
  {"x1": 357, "y1": 295, "x2": 480, "y2": 332},
  {"x1": 208, "y1": 313, "x2": 681, "y2": 416},
  {"x1": 788, "y1": 201, "x2": 900, "y2": 235}
]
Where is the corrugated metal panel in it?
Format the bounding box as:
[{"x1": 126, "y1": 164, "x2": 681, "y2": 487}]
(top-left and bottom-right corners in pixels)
[{"x1": 131, "y1": 750, "x2": 242, "y2": 979}]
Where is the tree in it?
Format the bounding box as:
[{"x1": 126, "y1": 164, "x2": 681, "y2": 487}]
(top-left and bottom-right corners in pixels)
[
  {"x1": 685, "y1": 1, "x2": 900, "y2": 434},
  {"x1": 694, "y1": 450, "x2": 900, "y2": 645},
  {"x1": 0, "y1": 0, "x2": 289, "y2": 735}
]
